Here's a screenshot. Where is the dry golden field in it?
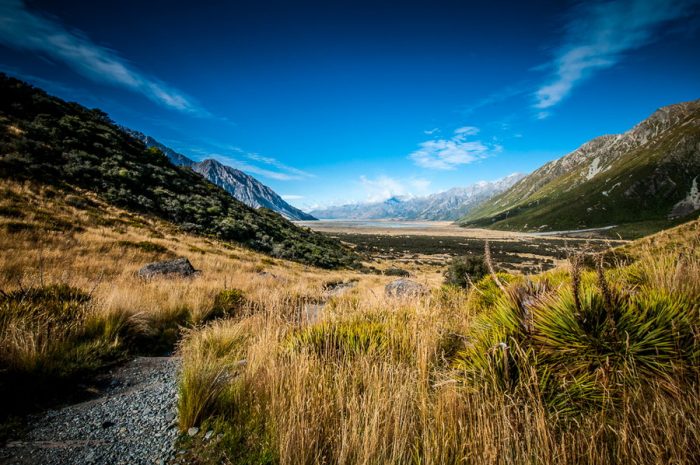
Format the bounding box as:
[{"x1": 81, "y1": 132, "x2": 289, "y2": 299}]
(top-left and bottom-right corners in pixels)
[{"x1": 1, "y1": 179, "x2": 699, "y2": 465}]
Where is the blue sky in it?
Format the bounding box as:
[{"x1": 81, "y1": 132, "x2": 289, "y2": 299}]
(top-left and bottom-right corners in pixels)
[{"x1": 1, "y1": 0, "x2": 699, "y2": 210}]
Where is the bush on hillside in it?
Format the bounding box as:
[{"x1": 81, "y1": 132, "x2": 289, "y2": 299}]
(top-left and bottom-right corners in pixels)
[{"x1": 443, "y1": 255, "x2": 488, "y2": 288}]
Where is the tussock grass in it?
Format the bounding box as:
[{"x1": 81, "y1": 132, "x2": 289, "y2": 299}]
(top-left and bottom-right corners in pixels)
[
  {"x1": 2, "y1": 178, "x2": 699, "y2": 463},
  {"x1": 177, "y1": 234, "x2": 700, "y2": 464}
]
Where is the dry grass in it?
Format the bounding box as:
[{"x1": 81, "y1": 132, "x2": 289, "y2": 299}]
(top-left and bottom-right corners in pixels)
[
  {"x1": 2, "y1": 179, "x2": 699, "y2": 463},
  {"x1": 176, "y1": 230, "x2": 700, "y2": 464}
]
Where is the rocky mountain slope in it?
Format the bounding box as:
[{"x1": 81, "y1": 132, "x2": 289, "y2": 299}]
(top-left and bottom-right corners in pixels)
[
  {"x1": 459, "y1": 99, "x2": 700, "y2": 236},
  {"x1": 125, "y1": 130, "x2": 315, "y2": 221},
  {"x1": 0, "y1": 74, "x2": 354, "y2": 268},
  {"x1": 310, "y1": 173, "x2": 525, "y2": 220}
]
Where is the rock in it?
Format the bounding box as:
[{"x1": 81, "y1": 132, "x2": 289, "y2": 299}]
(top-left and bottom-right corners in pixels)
[
  {"x1": 322, "y1": 279, "x2": 358, "y2": 297},
  {"x1": 138, "y1": 258, "x2": 197, "y2": 279},
  {"x1": 187, "y1": 427, "x2": 199, "y2": 437},
  {"x1": 385, "y1": 278, "x2": 429, "y2": 298},
  {"x1": 204, "y1": 430, "x2": 214, "y2": 441},
  {"x1": 101, "y1": 420, "x2": 115, "y2": 429}
]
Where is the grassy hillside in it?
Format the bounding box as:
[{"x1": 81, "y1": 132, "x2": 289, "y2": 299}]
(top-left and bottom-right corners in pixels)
[
  {"x1": 0, "y1": 74, "x2": 356, "y2": 269},
  {"x1": 460, "y1": 100, "x2": 700, "y2": 238}
]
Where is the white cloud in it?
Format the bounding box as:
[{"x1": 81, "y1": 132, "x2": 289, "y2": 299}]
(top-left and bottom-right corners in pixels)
[
  {"x1": 281, "y1": 194, "x2": 304, "y2": 201},
  {"x1": 359, "y1": 175, "x2": 431, "y2": 203},
  {"x1": 409, "y1": 126, "x2": 499, "y2": 170},
  {"x1": 0, "y1": 0, "x2": 204, "y2": 114},
  {"x1": 423, "y1": 128, "x2": 439, "y2": 135},
  {"x1": 207, "y1": 153, "x2": 308, "y2": 181},
  {"x1": 243, "y1": 151, "x2": 314, "y2": 179},
  {"x1": 453, "y1": 126, "x2": 479, "y2": 136},
  {"x1": 534, "y1": 0, "x2": 699, "y2": 114}
]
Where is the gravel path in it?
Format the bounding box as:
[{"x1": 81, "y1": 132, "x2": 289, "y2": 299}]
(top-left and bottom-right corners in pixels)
[{"x1": 0, "y1": 357, "x2": 180, "y2": 465}]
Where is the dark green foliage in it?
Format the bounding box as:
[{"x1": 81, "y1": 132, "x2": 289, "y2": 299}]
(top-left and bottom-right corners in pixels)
[
  {"x1": 330, "y1": 232, "x2": 600, "y2": 272},
  {"x1": 383, "y1": 267, "x2": 410, "y2": 277},
  {"x1": 210, "y1": 289, "x2": 246, "y2": 320},
  {"x1": 443, "y1": 255, "x2": 487, "y2": 288},
  {"x1": 0, "y1": 74, "x2": 357, "y2": 269}
]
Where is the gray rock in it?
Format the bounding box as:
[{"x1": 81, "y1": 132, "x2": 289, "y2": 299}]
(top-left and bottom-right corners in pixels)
[
  {"x1": 187, "y1": 427, "x2": 199, "y2": 437},
  {"x1": 384, "y1": 278, "x2": 429, "y2": 298},
  {"x1": 137, "y1": 258, "x2": 197, "y2": 279}
]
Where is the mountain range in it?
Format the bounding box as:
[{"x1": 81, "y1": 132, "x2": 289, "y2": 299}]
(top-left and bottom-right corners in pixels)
[
  {"x1": 125, "y1": 130, "x2": 316, "y2": 221},
  {"x1": 459, "y1": 99, "x2": 700, "y2": 236},
  {"x1": 310, "y1": 173, "x2": 525, "y2": 220}
]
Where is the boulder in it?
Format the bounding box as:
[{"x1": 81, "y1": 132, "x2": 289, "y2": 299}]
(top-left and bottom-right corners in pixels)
[
  {"x1": 384, "y1": 278, "x2": 429, "y2": 298},
  {"x1": 137, "y1": 257, "x2": 197, "y2": 279}
]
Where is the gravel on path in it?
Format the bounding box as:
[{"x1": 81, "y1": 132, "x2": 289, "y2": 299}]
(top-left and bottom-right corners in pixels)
[{"x1": 0, "y1": 357, "x2": 180, "y2": 465}]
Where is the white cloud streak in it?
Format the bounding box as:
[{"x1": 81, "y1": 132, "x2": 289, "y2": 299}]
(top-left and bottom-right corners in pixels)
[
  {"x1": 0, "y1": 0, "x2": 205, "y2": 114},
  {"x1": 409, "y1": 126, "x2": 499, "y2": 170},
  {"x1": 359, "y1": 175, "x2": 431, "y2": 203},
  {"x1": 534, "y1": 0, "x2": 699, "y2": 114}
]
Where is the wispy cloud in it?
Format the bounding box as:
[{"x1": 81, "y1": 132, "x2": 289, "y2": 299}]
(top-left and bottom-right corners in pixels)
[
  {"x1": 243, "y1": 151, "x2": 314, "y2": 179},
  {"x1": 423, "y1": 128, "x2": 439, "y2": 135},
  {"x1": 281, "y1": 194, "x2": 304, "y2": 201},
  {"x1": 0, "y1": 0, "x2": 205, "y2": 115},
  {"x1": 205, "y1": 153, "x2": 310, "y2": 181},
  {"x1": 534, "y1": 0, "x2": 699, "y2": 116},
  {"x1": 359, "y1": 175, "x2": 431, "y2": 203},
  {"x1": 409, "y1": 126, "x2": 500, "y2": 170}
]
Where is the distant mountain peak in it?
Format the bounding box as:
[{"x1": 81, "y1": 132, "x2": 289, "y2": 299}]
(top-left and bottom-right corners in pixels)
[
  {"x1": 128, "y1": 132, "x2": 316, "y2": 221},
  {"x1": 310, "y1": 173, "x2": 525, "y2": 221}
]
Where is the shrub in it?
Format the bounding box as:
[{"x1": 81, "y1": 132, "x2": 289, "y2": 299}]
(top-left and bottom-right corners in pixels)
[
  {"x1": 208, "y1": 289, "x2": 246, "y2": 322},
  {"x1": 444, "y1": 255, "x2": 488, "y2": 288},
  {"x1": 384, "y1": 267, "x2": 410, "y2": 277}
]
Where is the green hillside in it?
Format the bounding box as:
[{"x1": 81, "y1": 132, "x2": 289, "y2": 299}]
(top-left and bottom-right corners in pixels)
[
  {"x1": 0, "y1": 74, "x2": 357, "y2": 269},
  {"x1": 459, "y1": 100, "x2": 700, "y2": 238}
]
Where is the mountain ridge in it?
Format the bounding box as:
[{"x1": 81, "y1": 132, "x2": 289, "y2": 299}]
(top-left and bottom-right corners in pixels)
[
  {"x1": 125, "y1": 130, "x2": 316, "y2": 221},
  {"x1": 310, "y1": 173, "x2": 525, "y2": 220},
  {"x1": 459, "y1": 99, "x2": 700, "y2": 237}
]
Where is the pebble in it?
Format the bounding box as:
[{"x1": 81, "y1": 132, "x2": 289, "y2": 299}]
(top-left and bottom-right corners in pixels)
[{"x1": 0, "y1": 357, "x2": 181, "y2": 465}]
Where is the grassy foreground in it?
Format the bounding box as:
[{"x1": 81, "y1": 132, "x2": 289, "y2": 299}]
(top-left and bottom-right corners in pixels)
[
  {"x1": 1, "y1": 176, "x2": 698, "y2": 463},
  {"x1": 177, "y1": 220, "x2": 700, "y2": 464}
]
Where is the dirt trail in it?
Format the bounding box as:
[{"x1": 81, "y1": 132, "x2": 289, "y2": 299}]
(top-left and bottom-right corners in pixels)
[{"x1": 0, "y1": 357, "x2": 180, "y2": 465}]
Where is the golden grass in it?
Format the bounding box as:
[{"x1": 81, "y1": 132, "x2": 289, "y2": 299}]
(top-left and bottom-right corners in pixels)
[{"x1": 2, "y1": 178, "x2": 699, "y2": 463}]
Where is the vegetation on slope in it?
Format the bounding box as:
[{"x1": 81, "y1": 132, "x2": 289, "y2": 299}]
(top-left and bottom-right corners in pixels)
[
  {"x1": 176, "y1": 219, "x2": 700, "y2": 465},
  {"x1": 460, "y1": 100, "x2": 700, "y2": 237},
  {"x1": 0, "y1": 74, "x2": 357, "y2": 269}
]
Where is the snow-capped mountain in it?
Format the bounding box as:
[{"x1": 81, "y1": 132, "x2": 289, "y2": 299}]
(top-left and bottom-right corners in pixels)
[{"x1": 309, "y1": 173, "x2": 525, "y2": 220}]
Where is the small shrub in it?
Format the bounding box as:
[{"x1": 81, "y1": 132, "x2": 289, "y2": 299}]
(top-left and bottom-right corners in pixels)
[
  {"x1": 208, "y1": 289, "x2": 246, "y2": 321},
  {"x1": 384, "y1": 267, "x2": 410, "y2": 277},
  {"x1": 444, "y1": 255, "x2": 488, "y2": 288}
]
